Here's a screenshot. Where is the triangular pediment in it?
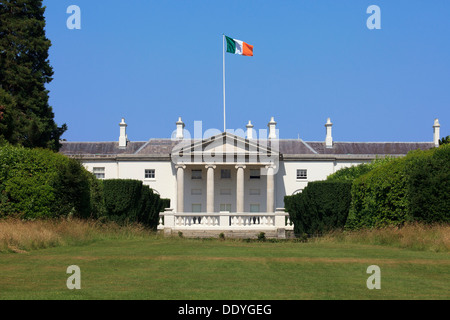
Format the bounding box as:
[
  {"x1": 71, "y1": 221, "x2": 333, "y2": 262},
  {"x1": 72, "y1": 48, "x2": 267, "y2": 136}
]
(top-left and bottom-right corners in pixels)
[{"x1": 171, "y1": 132, "x2": 279, "y2": 164}]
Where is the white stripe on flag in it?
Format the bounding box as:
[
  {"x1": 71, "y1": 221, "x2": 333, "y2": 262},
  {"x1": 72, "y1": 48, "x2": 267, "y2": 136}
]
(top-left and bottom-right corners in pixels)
[{"x1": 234, "y1": 39, "x2": 243, "y2": 55}]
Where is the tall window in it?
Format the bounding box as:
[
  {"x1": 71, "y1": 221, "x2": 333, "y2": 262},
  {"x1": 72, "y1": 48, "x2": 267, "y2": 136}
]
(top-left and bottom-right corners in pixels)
[
  {"x1": 93, "y1": 167, "x2": 105, "y2": 179},
  {"x1": 145, "y1": 169, "x2": 155, "y2": 179},
  {"x1": 192, "y1": 169, "x2": 202, "y2": 179},
  {"x1": 250, "y1": 204, "x2": 260, "y2": 213},
  {"x1": 297, "y1": 169, "x2": 307, "y2": 180},
  {"x1": 192, "y1": 204, "x2": 202, "y2": 212},
  {"x1": 221, "y1": 169, "x2": 231, "y2": 179}
]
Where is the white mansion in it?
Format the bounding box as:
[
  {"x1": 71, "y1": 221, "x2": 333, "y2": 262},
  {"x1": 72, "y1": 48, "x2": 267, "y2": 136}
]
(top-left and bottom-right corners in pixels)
[{"x1": 60, "y1": 117, "x2": 441, "y2": 238}]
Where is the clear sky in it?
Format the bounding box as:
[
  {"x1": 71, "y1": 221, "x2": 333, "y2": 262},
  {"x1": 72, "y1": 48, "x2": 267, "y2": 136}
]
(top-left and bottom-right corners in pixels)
[{"x1": 42, "y1": 0, "x2": 449, "y2": 143}]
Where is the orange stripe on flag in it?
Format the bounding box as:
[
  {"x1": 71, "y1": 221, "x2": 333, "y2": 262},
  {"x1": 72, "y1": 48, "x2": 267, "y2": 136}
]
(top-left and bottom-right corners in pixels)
[{"x1": 242, "y1": 42, "x2": 253, "y2": 56}]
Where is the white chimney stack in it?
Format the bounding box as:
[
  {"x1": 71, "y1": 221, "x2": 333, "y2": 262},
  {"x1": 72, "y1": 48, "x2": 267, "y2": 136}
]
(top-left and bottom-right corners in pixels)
[
  {"x1": 176, "y1": 117, "x2": 185, "y2": 140},
  {"x1": 119, "y1": 118, "x2": 128, "y2": 148},
  {"x1": 325, "y1": 117, "x2": 333, "y2": 148},
  {"x1": 268, "y1": 117, "x2": 277, "y2": 139},
  {"x1": 433, "y1": 118, "x2": 440, "y2": 147},
  {"x1": 246, "y1": 120, "x2": 254, "y2": 139}
]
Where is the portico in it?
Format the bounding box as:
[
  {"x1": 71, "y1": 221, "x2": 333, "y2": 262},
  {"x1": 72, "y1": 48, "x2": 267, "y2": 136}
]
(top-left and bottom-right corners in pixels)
[{"x1": 174, "y1": 162, "x2": 276, "y2": 214}]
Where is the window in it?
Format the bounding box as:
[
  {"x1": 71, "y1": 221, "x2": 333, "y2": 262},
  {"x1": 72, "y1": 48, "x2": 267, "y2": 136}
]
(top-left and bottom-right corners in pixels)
[
  {"x1": 145, "y1": 169, "x2": 155, "y2": 179},
  {"x1": 221, "y1": 169, "x2": 231, "y2": 179},
  {"x1": 93, "y1": 167, "x2": 105, "y2": 179},
  {"x1": 192, "y1": 169, "x2": 202, "y2": 179},
  {"x1": 250, "y1": 204, "x2": 260, "y2": 213},
  {"x1": 220, "y1": 204, "x2": 231, "y2": 212},
  {"x1": 192, "y1": 204, "x2": 202, "y2": 212},
  {"x1": 297, "y1": 169, "x2": 307, "y2": 180},
  {"x1": 250, "y1": 169, "x2": 260, "y2": 179}
]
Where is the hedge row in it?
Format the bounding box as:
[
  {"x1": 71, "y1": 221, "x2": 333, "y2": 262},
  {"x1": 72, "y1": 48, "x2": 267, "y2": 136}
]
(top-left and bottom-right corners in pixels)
[
  {"x1": 347, "y1": 144, "x2": 450, "y2": 229},
  {"x1": 0, "y1": 144, "x2": 169, "y2": 229},
  {"x1": 326, "y1": 157, "x2": 395, "y2": 182},
  {"x1": 285, "y1": 144, "x2": 449, "y2": 235},
  {"x1": 103, "y1": 179, "x2": 169, "y2": 228},
  {"x1": 284, "y1": 181, "x2": 352, "y2": 236},
  {"x1": 0, "y1": 144, "x2": 97, "y2": 219}
]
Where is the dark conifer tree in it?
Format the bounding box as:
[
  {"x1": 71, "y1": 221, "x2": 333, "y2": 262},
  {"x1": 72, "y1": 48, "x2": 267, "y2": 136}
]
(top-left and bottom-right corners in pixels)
[{"x1": 0, "y1": 0, "x2": 66, "y2": 151}]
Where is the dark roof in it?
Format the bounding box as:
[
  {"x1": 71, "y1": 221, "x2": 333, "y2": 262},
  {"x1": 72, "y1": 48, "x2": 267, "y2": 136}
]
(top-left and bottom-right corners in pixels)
[
  {"x1": 305, "y1": 141, "x2": 435, "y2": 155},
  {"x1": 279, "y1": 140, "x2": 317, "y2": 154},
  {"x1": 59, "y1": 138, "x2": 435, "y2": 157},
  {"x1": 59, "y1": 141, "x2": 146, "y2": 156},
  {"x1": 135, "y1": 139, "x2": 180, "y2": 155}
]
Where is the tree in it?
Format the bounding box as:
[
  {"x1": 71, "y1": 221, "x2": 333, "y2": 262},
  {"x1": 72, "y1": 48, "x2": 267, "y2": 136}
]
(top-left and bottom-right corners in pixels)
[
  {"x1": 0, "y1": 0, "x2": 66, "y2": 151},
  {"x1": 439, "y1": 136, "x2": 450, "y2": 146}
]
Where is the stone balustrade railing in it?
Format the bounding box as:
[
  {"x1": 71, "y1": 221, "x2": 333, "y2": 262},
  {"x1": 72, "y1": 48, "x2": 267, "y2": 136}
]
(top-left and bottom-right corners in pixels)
[{"x1": 157, "y1": 208, "x2": 294, "y2": 231}]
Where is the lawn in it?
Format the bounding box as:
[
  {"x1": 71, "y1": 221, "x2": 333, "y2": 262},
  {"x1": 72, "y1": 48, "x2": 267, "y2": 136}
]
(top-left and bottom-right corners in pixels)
[{"x1": 0, "y1": 236, "x2": 448, "y2": 300}]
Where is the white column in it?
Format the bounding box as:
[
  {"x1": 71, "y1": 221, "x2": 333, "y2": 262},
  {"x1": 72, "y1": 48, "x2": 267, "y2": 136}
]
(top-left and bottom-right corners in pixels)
[
  {"x1": 176, "y1": 164, "x2": 186, "y2": 213},
  {"x1": 206, "y1": 164, "x2": 216, "y2": 213},
  {"x1": 266, "y1": 164, "x2": 275, "y2": 213},
  {"x1": 235, "y1": 165, "x2": 246, "y2": 213}
]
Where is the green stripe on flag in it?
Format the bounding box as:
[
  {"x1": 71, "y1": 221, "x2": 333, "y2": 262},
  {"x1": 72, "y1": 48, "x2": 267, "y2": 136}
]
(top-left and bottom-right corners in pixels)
[{"x1": 225, "y1": 36, "x2": 236, "y2": 54}]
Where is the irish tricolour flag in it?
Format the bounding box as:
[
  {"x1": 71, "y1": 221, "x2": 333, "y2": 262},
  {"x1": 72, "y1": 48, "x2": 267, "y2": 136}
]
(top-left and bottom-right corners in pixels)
[{"x1": 225, "y1": 35, "x2": 253, "y2": 56}]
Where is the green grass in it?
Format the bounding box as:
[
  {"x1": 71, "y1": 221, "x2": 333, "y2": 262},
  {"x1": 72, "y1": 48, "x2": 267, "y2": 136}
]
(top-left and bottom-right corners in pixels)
[{"x1": 1, "y1": 236, "x2": 449, "y2": 300}]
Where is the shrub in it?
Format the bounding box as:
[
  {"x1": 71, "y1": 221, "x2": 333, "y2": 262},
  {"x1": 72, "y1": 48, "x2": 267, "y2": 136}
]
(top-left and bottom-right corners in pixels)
[
  {"x1": 257, "y1": 232, "x2": 266, "y2": 242},
  {"x1": 285, "y1": 181, "x2": 352, "y2": 237},
  {"x1": 102, "y1": 179, "x2": 170, "y2": 229},
  {"x1": 406, "y1": 144, "x2": 449, "y2": 223},
  {"x1": 346, "y1": 144, "x2": 450, "y2": 229},
  {"x1": 346, "y1": 156, "x2": 409, "y2": 229},
  {"x1": 0, "y1": 144, "x2": 93, "y2": 219},
  {"x1": 326, "y1": 157, "x2": 395, "y2": 182}
]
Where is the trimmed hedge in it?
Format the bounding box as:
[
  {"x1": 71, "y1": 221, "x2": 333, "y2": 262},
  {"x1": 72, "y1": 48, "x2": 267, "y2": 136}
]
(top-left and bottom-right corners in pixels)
[
  {"x1": 0, "y1": 144, "x2": 96, "y2": 219},
  {"x1": 346, "y1": 144, "x2": 450, "y2": 229},
  {"x1": 326, "y1": 157, "x2": 395, "y2": 182},
  {"x1": 285, "y1": 181, "x2": 352, "y2": 236},
  {"x1": 345, "y1": 156, "x2": 409, "y2": 229},
  {"x1": 407, "y1": 145, "x2": 449, "y2": 223},
  {"x1": 102, "y1": 179, "x2": 169, "y2": 229}
]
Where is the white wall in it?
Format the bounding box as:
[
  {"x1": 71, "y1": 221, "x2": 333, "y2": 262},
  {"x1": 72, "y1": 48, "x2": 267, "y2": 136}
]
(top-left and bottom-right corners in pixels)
[
  {"x1": 82, "y1": 160, "x2": 176, "y2": 207},
  {"x1": 276, "y1": 159, "x2": 373, "y2": 208},
  {"x1": 83, "y1": 157, "x2": 373, "y2": 212}
]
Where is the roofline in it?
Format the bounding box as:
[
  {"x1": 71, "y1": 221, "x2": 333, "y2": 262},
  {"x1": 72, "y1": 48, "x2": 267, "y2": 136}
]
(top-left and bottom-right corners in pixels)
[
  {"x1": 64, "y1": 153, "x2": 405, "y2": 162},
  {"x1": 60, "y1": 140, "x2": 434, "y2": 144}
]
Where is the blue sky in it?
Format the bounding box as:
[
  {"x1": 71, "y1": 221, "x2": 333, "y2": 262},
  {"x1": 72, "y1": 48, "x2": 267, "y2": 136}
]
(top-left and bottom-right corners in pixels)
[{"x1": 43, "y1": 0, "x2": 449, "y2": 142}]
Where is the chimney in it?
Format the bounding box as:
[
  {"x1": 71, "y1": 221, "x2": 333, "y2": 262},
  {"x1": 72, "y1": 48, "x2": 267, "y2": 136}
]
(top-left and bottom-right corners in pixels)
[
  {"x1": 119, "y1": 118, "x2": 128, "y2": 148},
  {"x1": 325, "y1": 117, "x2": 333, "y2": 148},
  {"x1": 433, "y1": 118, "x2": 440, "y2": 147},
  {"x1": 246, "y1": 120, "x2": 254, "y2": 139},
  {"x1": 176, "y1": 117, "x2": 185, "y2": 139},
  {"x1": 268, "y1": 117, "x2": 277, "y2": 139}
]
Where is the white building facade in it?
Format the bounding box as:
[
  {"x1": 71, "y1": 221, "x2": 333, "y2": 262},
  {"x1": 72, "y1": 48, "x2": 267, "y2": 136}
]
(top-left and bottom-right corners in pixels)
[{"x1": 60, "y1": 117, "x2": 439, "y2": 238}]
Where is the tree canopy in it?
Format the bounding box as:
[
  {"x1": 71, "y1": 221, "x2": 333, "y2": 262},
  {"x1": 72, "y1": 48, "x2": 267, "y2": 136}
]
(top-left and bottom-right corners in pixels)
[{"x1": 0, "y1": 0, "x2": 66, "y2": 151}]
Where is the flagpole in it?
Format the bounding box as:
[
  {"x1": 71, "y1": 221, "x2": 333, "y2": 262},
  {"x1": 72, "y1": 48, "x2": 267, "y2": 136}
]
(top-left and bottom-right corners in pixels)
[{"x1": 223, "y1": 34, "x2": 226, "y2": 132}]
